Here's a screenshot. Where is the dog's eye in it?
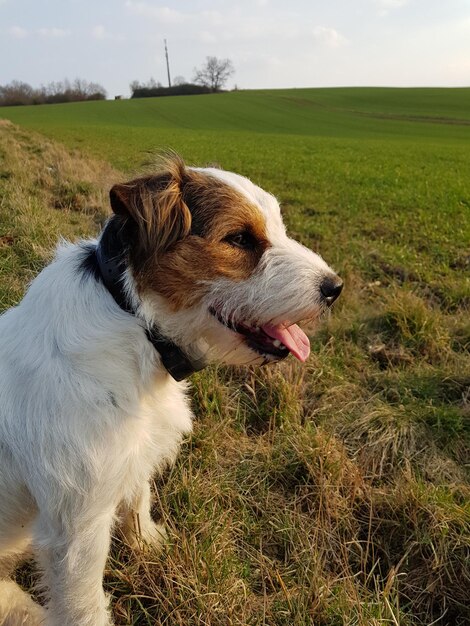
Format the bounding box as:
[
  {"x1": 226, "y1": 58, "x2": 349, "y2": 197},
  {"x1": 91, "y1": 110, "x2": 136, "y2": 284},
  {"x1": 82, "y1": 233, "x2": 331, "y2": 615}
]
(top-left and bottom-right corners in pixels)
[{"x1": 225, "y1": 231, "x2": 257, "y2": 250}]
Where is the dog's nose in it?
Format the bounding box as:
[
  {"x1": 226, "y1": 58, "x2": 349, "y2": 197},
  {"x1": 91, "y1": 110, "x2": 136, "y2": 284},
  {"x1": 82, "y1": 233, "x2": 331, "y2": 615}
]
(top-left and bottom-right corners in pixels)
[{"x1": 320, "y1": 276, "x2": 343, "y2": 306}]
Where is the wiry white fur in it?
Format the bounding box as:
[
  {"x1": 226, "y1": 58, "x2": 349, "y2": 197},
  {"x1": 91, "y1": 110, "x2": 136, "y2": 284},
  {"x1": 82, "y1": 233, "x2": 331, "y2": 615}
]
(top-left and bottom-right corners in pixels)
[
  {"x1": 0, "y1": 167, "x2": 339, "y2": 625},
  {"x1": 0, "y1": 245, "x2": 192, "y2": 625}
]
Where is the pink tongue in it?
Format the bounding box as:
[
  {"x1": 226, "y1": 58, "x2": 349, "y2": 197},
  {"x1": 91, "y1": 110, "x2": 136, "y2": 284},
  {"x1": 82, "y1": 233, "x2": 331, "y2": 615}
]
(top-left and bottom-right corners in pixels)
[{"x1": 262, "y1": 323, "x2": 311, "y2": 362}]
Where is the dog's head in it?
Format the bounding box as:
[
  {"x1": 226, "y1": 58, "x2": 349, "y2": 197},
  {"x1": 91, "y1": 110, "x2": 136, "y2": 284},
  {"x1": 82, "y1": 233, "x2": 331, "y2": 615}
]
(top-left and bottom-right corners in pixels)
[{"x1": 108, "y1": 155, "x2": 342, "y2": 367}]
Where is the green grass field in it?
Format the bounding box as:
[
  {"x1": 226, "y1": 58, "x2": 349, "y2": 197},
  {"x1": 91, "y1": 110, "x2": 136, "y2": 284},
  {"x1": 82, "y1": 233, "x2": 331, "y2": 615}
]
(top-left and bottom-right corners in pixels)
[{"x1": 1, "y1": 88, "x2": 469, "y2": 625}]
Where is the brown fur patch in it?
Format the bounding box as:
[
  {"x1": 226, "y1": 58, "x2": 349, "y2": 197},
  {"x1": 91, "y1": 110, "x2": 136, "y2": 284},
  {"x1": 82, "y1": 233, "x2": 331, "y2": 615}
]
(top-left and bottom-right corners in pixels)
[
  {"x1": 111, "y1": 155, "x2": 269, "y2": 310},
  {"x1": 110, "y1": 155, "x2": 192, "y2": 270}
]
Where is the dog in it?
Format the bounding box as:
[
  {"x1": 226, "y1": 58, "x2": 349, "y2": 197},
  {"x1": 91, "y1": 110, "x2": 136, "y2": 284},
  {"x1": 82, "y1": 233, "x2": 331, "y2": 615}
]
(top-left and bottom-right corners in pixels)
[{"x1": 0, "y1": 155, "x2": 342, "y2": 625}]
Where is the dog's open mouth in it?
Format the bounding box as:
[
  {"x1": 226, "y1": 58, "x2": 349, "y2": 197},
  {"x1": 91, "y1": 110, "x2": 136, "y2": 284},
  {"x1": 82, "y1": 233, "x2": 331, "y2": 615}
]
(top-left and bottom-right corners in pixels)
[{"x1": 210, "y1": 308, "x2": 310, "y2": 362}]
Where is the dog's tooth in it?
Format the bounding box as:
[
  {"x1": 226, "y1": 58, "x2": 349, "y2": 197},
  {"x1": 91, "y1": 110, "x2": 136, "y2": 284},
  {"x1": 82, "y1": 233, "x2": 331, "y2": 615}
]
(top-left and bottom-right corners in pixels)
[{"x1": 272, "y1": 339, "x2": 281, "y2": 348}]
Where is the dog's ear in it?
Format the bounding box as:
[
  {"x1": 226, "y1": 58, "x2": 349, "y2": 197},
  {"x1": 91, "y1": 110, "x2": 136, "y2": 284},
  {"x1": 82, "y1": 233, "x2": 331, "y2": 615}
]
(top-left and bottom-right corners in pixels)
[{"x1": 109, "y1": 156, "x2": 192, "y2": 257}]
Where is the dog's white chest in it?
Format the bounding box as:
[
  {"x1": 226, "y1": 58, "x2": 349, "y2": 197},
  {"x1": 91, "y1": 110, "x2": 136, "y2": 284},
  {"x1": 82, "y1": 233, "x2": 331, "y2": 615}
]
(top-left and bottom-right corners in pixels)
[{"x1": 114, "y1": 379, "x2": 194, "y2": 500}]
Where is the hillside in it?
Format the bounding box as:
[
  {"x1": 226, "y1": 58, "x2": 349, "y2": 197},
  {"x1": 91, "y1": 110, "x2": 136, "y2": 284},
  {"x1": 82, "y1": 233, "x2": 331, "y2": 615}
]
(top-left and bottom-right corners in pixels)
[
  {"x1": 1, "y1": 88, "x2": 469, "y2": 625},
  {"x1": 3, "y1": 87, "x2": 470, "y2": 171}
]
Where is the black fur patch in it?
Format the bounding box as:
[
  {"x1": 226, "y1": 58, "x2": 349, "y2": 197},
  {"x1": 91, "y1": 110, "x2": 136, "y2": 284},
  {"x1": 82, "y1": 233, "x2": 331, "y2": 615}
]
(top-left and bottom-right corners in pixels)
[
  {"x1": 77, "y1": 217, "x2": 129, "y2": 285},
  {"x1": 78, "y1": 242, "x2": 101, "y2": 283}
]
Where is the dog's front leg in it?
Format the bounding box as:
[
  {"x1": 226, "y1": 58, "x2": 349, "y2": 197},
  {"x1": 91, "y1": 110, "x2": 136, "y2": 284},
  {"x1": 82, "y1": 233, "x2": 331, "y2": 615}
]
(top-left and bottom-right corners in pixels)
[
  {"x1": 118, "y1": 480, "x2": 167, "y2": 551},
  {"x1": 35, "y1": 510, "x2": 114, "y2": 626}
]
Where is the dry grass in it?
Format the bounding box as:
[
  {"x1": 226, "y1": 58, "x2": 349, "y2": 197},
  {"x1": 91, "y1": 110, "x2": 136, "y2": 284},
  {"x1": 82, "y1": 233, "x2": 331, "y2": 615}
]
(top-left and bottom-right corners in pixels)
[
  {"x1": 1, "y1": 121, "x2": 469, "y2": 625},
  {"x1": 0, "y1": 119, "x2": 117, "y2": 308}
]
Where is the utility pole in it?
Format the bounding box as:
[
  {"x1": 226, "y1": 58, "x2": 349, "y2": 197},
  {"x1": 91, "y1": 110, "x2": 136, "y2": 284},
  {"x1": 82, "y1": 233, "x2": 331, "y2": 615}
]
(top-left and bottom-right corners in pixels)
[{"x1": 164, "y1": 39, "x2": 171, "y2": 88}]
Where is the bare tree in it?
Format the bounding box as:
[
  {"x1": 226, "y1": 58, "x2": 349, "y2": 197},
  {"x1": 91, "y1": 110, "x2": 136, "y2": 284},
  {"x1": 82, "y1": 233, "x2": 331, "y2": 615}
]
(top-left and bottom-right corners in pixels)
[
  {"x1": 0, "y1": 79, "x2": 106, "y2": 106},
  {"x1": 0, "y1": 81, "x2": 35, "y2": 106},
  {"x1": 193, "y1": 57, "x2": 234, "y2": 92}
]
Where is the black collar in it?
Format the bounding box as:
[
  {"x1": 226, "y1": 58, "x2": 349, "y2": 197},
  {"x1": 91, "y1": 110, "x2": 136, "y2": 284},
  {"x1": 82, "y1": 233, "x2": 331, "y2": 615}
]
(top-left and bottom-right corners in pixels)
[{"x1": 95, "y1": 219, "x2": 206, "y2": 382}]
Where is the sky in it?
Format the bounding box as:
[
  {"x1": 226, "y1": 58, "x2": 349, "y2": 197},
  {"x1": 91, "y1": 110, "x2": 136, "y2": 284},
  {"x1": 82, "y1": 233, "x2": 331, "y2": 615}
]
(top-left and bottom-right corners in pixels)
[{"x1": 1, "y1": 0, "x2": 470, "y2": 97}]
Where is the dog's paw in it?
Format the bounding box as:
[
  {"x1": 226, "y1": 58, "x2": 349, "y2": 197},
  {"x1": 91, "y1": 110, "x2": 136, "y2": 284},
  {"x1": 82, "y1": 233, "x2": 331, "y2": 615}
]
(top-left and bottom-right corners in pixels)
[
  {"x1": 122, "y1": 519, "x2": 168, "y2": 553},
  {"x1": 139, "y1": 521, "x2": 168, "y2": 552},
  {"x1": 0, "y1": 580, "x2": 46, "y2": 626}
]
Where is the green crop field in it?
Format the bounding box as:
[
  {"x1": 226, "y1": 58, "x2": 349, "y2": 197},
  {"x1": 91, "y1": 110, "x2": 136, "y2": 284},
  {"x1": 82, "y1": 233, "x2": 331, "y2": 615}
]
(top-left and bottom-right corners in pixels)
[{"x1": 1, "y1": 88, "x2": 469, "y2": 625}]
